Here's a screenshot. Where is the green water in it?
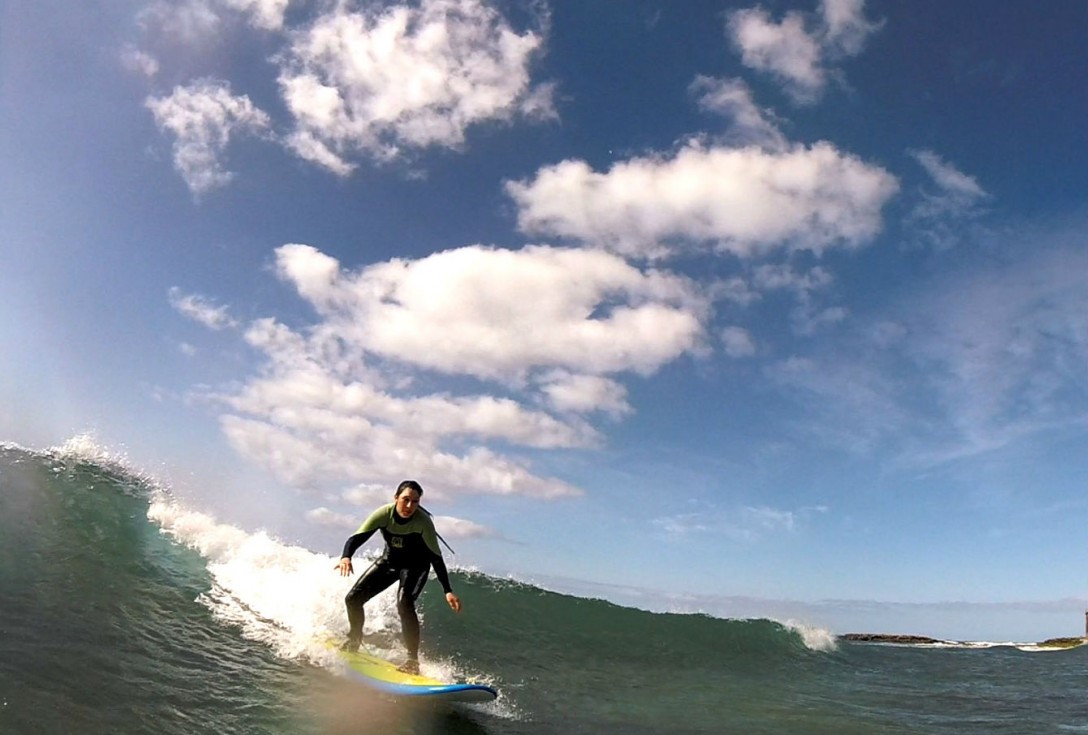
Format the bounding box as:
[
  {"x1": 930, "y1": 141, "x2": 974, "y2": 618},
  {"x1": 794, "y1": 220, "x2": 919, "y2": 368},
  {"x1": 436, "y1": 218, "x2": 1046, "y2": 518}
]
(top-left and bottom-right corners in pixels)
[{"x1": 3, "y1": 444, "x2": 1087, "y2": 734}]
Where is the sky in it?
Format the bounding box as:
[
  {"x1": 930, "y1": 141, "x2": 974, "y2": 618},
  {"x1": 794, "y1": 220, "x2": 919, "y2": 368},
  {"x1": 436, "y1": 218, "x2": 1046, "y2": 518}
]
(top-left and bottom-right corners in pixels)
[{"x1": 2, "y1": 0, "x2": 1088, "y2": 641}]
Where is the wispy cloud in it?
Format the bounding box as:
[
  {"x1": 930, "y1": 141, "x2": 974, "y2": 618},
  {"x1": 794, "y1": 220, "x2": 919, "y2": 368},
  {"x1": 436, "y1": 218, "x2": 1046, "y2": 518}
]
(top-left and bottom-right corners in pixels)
[
  {"x1": 900, "y1": 241, "x2": 1088, "y2": 462},
  {"x1": 689, "y1": 76, "x2": 787, "y2": 149},
  {"x1": 221, "y1": 0, "x2": 289, "y2": 31},
  {"x1": 120, "y1": 46, "x2": 159, "y2": 78},
  {"x1": 907, "y1": 149, "x2": 990, "y2": 249},
  {"x1": 138, "y1": 0, "x2": 221, "y2": 45},
  {"x1": 753, "y1": 263, "x2": 848, "y2": 336},
  {"x1": 138, "y1": 0, "x2": 288, "y2": 38},
  {"x1": 654, "y1": 504, "x2": 827, "y2": 542},
  {"x1": 763, "y1": 228, "x2": 1088, "y2": 465},
  {"x1": 765, "y1": 353, "x2": 917, "y2": 454},
  {"x1": 169, "y1": 287, "x2": 239, "y2": 330},
  {"x1": 721, "y1": 326, "x2": 757, "y2": 358}
]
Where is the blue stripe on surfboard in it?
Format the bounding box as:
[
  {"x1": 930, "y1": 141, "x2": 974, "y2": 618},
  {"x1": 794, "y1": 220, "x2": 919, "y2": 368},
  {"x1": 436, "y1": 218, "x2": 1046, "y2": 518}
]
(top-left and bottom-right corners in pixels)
[{"x1": 341, "y1": 666, "x2": 498, "y2": 701}]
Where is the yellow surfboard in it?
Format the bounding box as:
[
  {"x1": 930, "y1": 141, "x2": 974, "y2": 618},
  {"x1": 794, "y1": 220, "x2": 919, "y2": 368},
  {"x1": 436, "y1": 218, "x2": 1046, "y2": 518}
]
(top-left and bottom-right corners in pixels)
[{"x1": 328, "y1": 641, "x2": 497, "y2": 703}]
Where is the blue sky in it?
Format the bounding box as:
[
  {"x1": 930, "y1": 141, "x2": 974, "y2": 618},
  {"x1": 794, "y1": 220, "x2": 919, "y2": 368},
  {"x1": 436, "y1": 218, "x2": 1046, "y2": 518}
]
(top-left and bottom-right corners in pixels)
[{"x1": 3, "y1": 0, "x2": 1088, "y2": 640}]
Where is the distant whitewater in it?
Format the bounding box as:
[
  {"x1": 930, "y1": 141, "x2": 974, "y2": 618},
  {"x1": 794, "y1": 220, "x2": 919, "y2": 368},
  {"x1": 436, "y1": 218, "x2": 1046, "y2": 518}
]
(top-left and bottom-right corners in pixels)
[{"x1": 3, "y1": 441, "x2": 1087, "y2": 734}]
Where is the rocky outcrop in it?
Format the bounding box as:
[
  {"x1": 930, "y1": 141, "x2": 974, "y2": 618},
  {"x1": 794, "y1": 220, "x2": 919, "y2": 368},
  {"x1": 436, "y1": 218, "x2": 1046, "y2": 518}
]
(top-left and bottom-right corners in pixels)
[
  {"x1": 842, "y1": 633, "x2": 1088, "y2": 648},
  {"x1": 839, "y1": 633, "x2": 945, "y2": 645},
  {"x1": 1037, "y1": 637, "x2": 1087, "y2": 649}
]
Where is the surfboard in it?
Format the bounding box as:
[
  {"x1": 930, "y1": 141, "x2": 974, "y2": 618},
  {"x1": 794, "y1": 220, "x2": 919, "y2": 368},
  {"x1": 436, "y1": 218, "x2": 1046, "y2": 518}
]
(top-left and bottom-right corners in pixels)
[{"x1": 328, "y1": 641, "x2": 498, "y2": 703}]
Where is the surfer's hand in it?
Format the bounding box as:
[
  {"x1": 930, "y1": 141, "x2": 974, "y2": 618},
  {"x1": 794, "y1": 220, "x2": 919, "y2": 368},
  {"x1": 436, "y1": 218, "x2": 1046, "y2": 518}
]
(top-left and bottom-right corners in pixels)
[
  {"x1": 446, "y1": 592, "x2": 462, "y2": 613},
  {"x1": 336, "y1": 558, "x2": 354, "y2": 576}
]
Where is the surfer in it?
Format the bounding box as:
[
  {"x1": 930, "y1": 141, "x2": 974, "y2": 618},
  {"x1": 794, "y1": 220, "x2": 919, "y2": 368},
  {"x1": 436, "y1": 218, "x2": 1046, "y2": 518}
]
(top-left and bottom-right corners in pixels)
[{"x1": 336, "y1": 480, "x2": 461, "y2": 675}]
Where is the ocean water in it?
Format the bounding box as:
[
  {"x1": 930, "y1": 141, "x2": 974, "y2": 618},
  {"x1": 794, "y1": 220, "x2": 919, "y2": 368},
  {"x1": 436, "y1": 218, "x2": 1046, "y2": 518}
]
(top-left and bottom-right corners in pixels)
[{"x1": 3, "y1": 441, "x2": 1088, "y2": 735}]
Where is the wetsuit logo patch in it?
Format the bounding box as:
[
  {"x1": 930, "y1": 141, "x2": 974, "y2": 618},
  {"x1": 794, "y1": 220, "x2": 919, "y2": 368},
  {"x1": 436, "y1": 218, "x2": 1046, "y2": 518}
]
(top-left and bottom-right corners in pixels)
[{"x1": 391, "y1": 536, "x2": 404, "y2": 548}]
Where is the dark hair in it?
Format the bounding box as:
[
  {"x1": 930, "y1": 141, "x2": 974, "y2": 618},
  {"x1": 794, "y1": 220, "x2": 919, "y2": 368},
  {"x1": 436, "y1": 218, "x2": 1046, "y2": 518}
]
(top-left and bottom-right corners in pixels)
[{"x1": 395, "y1": 480, "x2": 423, "y2": 497}]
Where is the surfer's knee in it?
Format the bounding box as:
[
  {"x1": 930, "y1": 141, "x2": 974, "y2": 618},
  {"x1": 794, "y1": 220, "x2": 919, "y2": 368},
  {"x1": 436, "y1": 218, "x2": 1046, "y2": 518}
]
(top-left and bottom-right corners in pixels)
[
  {"x1": 396, "y1": 596, "x2": 418, "y2": 619},
  {"x1": 345, "y1": 586, "x2": 368, "y2": 608}
]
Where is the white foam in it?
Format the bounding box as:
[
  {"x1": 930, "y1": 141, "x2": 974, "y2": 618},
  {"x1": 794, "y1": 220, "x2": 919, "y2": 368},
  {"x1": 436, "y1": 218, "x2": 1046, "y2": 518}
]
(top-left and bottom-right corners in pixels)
[
  {"x1": 784, "y1": 620, "x2": 839, "y2": 652},
  {"x1": 48, "y1": 433, "x2": 139, "y2": 474},
  {"x1": 146, "y1": 498, "x2": 467, "y2": 684}
]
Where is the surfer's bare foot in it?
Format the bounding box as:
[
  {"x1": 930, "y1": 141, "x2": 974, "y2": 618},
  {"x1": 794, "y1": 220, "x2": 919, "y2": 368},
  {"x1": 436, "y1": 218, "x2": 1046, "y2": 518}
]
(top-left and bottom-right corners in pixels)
[
  {"x1": 340, "y1": 636, "x2": 360, "y2": 653},
  {"x1": 397, "y1": 658, "x2": 420, "y2": 675}
]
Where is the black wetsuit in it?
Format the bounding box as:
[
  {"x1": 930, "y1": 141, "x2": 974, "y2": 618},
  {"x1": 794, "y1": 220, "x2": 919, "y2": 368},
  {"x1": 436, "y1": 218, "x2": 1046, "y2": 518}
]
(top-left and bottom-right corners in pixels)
[{"x1": 341, "y1": 503, "x2": 452, "y2": 660}]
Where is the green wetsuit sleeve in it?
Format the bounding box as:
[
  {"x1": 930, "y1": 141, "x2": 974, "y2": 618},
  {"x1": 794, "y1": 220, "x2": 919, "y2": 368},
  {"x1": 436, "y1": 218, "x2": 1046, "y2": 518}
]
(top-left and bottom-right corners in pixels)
[
  {"x1": 430, "y1": 552, "x2": 453, "y2": 594},
  {"x1": 340, "y1": 529, "x2": 375, "y2": 559},
  {"x1": 339, "y1": 504, "x2": 392, "y2": 559}
]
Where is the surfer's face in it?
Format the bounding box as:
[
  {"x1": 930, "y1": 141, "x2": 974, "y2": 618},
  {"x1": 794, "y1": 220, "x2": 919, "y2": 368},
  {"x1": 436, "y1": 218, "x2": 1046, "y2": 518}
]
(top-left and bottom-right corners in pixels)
[{"x1": 394, "y1": 488, "x2": 421, "y2": 519}]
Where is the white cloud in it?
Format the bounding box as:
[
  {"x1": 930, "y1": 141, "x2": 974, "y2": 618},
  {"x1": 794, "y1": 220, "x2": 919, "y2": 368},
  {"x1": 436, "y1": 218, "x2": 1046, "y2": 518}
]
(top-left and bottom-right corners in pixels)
[
  {"x1": 304, "y1": 506, "x2": 357, "y2": 529},
  {"x1": 146, "y1": 80, "x2": 270, "y2": 195},
  {"x1": 507, "y1": 140, "x2": 898, "y2": 259},
  {"x1": 721, "y1": 326, "x2": 757, "y2": 358},
  {"x1": 820, "y1": 0, "x2": 881, "y2": 56},
  {"x1": 536, "y1": 371, "x2": 632, "y2": 417},
  {"x1": 728, "y1": 8, "x2": 825, "y2": 103},
  {"x1": 169, "y1": 287, "x2": 239, "y2": 329},
  {"x1": 341, "y1": 483, "x2": 393, "y2": 508},
  {"x1": 220, "y1": 406, "x2": 582, "y2": 498},
  {"x1": 204, "y1": 242, "x2": 709, "y2": 500},
  {"x1": 277, "y1": 0, "x2": 552, "y2": 173},
  {"x1": 689, "y1": 76, "x2": 786, "y2": 149},
  {"x1": 727, "y1": 0, "x2": 880, "y2": 103},
  {"x1": 432, "y1": 514, "x2": 498, "y2": 540},
  {"x1": 272, "y1": 243, "x2": 707, "y2": 379}
]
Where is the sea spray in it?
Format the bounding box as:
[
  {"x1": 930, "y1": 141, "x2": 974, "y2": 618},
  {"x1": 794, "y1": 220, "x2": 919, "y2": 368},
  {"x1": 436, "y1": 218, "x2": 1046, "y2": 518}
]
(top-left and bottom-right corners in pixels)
[
  {"x1": 785, "y1": 620, "x2": 839, "y2": 652},
  {"x1": 149, "y1": 501, "x2": 397, "y2": 653}
]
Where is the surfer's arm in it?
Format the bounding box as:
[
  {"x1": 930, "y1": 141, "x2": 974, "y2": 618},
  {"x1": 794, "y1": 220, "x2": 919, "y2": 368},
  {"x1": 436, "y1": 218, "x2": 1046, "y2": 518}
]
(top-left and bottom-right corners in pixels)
[
  {"x1": 430, "y1": 552, "x2": 453, "y2": 594},
  {"x1": 341, "y1": 528, "x2": 377, "y2": 560},
  {"x1": 336, "y1": 527, "x2": 380, "y2": 575},
  {"x1": 429, "y1": 553, "x2": 462, "y2": 613},
  {"x1": 337, "y1": 504, "x2": 392, "y2": 568}
]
